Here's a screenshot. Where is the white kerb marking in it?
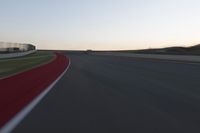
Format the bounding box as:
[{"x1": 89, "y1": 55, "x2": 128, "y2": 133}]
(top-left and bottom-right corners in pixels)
[{"x1": 0, "y1": 57, "x2": 71, "y2": 133}]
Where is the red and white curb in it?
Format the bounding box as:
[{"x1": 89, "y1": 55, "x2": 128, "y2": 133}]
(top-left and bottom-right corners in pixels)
[{"x1": 0, "y1": 58, "x2": 71, "y2": 133}]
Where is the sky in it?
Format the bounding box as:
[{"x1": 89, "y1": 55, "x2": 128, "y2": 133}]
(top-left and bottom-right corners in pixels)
[{"x1": 0, "y1": 0, "x2": 200, "y2": 50}]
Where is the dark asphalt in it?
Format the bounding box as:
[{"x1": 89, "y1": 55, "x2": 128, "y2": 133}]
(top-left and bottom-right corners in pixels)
[{"x1": 13, "y1": 52, "x2": 200, "y2": 133}]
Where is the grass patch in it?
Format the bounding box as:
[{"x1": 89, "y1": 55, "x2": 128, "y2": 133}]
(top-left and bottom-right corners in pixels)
[
  {"x1": 24, "y1": 51, "x2": 54, "y2": 57},
  {"x1": 0, "y1": 51, "x2": 55, "y2": 79}
]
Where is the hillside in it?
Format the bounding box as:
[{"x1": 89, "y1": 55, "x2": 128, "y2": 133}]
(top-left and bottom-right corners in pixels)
[{"x1": 123, "y1": 44, "x2": 200, "y2": 55}]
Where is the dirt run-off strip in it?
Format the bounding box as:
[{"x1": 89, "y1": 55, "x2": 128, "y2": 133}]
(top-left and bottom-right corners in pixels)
[{"x1": 0, "y1": 53, "x2": 69, "y2": 128}]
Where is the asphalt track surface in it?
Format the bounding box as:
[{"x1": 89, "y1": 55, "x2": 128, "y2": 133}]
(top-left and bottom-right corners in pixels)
[{"x1": 13, "y1": 52, "x2": 200, "y2": 133}]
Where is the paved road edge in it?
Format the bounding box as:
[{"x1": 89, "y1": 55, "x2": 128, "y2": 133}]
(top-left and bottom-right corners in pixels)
[
  {"x1": 0, "y1": 57, "x2": 71, "y2": 133},
  {"x1": 93, "y1": 52, "x2": 200, "y2": 64}
]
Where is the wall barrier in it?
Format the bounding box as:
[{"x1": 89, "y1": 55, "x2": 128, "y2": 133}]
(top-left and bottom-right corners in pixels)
[{"x1": 0, "y1": 50, "x2": 37, "y2": 59}]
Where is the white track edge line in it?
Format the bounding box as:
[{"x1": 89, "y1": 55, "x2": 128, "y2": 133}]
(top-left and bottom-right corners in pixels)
[{"x1": 0, "y1": 57, "x2": 71, "y2": 133}]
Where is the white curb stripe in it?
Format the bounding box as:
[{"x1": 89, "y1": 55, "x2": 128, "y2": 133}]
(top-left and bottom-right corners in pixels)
[{"x1": 0, "y1": 57, "x2": 71, "y2": 133}]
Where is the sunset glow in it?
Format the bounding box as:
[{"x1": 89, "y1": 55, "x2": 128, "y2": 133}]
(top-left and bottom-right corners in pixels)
[{"x1": 0, "y1": 0, "x2": 200, "y2": 50}]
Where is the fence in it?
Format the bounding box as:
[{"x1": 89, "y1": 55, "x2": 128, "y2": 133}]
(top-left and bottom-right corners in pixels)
[
  {"x1": 0, "y1": 42, "x2": 36, "y2": 59},
  {"x1": 0, "y1": 50, "x2": 36, "y2": 59},
  {"x1": 0, "y1": 42, "x2": 35, "y2": 52}
]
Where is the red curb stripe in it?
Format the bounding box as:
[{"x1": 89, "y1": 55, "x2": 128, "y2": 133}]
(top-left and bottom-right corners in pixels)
[{"x1": 0, "y1": 53, "x2": 69, "y2": 128}]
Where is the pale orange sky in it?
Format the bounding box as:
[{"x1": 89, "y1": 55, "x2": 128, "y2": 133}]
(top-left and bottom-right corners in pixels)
[{"x1": 1, "y1": 0, "x2": 200, "y2": 50}]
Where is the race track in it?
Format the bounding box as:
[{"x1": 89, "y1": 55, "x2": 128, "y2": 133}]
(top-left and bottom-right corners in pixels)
[{"x1": 13, "y1": 52, "x2": 200, "y2": 133}]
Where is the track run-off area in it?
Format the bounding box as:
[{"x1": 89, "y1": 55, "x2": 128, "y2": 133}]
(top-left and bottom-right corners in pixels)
[{"x1": 0, "y1": 53, "x2": 69, "y2": 133}]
